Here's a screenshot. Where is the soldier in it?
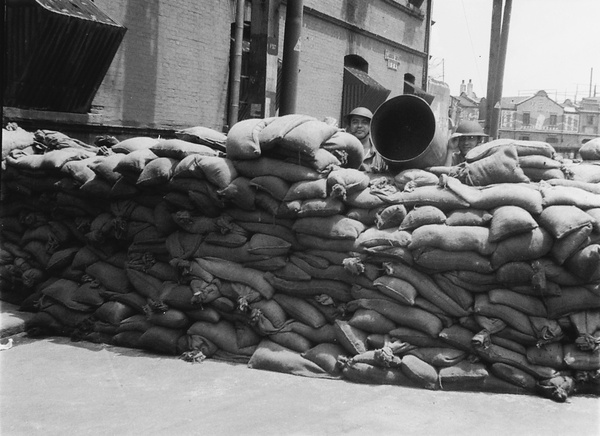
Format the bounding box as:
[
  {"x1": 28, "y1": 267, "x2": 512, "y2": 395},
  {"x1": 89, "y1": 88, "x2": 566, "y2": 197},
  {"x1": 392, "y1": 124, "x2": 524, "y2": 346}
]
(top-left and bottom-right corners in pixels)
[
  {"x1": 345, "y1": 107, "x2": 387, "y2": 172},
  {"x1": 444, "y1": 120, "x2": 489, "y2": 166}
]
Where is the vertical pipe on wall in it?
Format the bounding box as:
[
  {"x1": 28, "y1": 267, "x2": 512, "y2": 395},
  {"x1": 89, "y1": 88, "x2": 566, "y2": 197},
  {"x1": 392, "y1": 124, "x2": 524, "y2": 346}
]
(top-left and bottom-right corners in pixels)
[
  {"x1": 279, "y1": 0, "x2": 303, "y2": 115},
  {"x1": 490, "y1": 0, "x2": 512, "y2": 139},
  {"x1": 422, "y1": 0, "x2": 433, "y2": 92},
  {"x1": 228, "y1": 0, "x2": 245, "y2": 128}
]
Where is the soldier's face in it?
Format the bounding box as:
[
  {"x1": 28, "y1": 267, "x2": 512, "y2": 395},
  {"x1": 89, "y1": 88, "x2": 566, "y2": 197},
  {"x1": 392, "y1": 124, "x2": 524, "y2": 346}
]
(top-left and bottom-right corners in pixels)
[
  {"x1": 458, "y1": 135, "x2": 484, "y2": 155},
  {"x1": 348, "y1": 116, "x2": 370, "y2": 140}
]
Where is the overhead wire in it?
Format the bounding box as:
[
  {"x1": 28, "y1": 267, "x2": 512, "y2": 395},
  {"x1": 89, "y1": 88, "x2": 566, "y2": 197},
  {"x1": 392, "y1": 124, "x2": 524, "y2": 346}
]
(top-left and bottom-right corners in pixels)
[{"x1": 460, "y1": 0, "x2": 485, "y2": 94}]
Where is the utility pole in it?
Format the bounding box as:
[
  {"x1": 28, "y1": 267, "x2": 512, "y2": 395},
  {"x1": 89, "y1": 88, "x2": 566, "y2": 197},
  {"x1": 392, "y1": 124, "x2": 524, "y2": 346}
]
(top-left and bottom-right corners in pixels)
[
  {"x1": 485, "y1": 0, "x2": 502, "y2": 135},
  {"x1": 485, "y1": 0, "x2": 512, "y2": 139}
]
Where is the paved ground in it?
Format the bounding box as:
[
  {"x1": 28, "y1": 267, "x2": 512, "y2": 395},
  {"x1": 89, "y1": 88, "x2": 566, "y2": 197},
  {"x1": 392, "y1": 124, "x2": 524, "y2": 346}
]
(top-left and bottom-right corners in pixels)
[{"x1": 1, "y1": 302, "x2": 599, "y2": 436}]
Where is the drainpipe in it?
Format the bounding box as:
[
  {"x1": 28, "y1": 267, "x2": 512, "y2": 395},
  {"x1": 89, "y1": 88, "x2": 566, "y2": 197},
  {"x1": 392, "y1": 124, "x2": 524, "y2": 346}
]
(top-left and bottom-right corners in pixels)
[
  {"x1": 422, "y1": 0, "x2": 433, "y2": 91},
  {"x1": 228, "y1": 0, "x2": 245, "y2": 128},
  {"x1": 279, "y1": 0, "x2": 303, "y2": 115}
]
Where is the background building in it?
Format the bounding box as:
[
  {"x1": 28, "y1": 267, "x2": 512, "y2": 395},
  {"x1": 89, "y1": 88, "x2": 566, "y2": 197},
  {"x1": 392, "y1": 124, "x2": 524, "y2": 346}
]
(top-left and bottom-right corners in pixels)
[{"x1": 498, "y1": 90, "x2": 600, "y2": 157}]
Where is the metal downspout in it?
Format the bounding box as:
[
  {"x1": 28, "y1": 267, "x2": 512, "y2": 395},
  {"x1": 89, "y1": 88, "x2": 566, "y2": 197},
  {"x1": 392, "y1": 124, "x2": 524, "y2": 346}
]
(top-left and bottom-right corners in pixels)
[
  {"x1": 279, "y1": 0, "x2": 303, "y2": 115},
  {"x1": 228, "y1": 0, "x2": 245, "y2": 128}
]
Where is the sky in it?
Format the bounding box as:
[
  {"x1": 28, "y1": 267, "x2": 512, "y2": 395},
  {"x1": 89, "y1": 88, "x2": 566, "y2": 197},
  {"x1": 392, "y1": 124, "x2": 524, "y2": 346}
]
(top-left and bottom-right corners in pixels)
[{"x1": 428, "y1": 0, "x2": 600, "y2": 102}]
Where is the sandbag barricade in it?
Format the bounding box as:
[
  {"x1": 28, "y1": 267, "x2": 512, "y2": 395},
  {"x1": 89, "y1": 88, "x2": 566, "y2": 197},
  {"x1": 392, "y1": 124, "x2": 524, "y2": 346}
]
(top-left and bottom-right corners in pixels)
[{"x1": 2, "y1": 123, "x2": 600, "y2": 403}]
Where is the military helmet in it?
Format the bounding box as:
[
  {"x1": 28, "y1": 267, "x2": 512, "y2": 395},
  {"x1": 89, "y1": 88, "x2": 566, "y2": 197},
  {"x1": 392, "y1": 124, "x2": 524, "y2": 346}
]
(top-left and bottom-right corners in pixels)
[
  {"x1": 345, "y1": 107, "x2": 373, "y2": 125},
  {"x1": 450, "y1": 120, "x2": 488, "y2": 139}
]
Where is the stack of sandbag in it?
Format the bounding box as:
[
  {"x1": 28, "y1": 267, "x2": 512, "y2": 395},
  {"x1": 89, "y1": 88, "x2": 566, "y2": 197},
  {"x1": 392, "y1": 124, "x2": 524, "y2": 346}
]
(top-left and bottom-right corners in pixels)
[{"x1": 2, "y1": 119, "x2": 600, "y2": 402}]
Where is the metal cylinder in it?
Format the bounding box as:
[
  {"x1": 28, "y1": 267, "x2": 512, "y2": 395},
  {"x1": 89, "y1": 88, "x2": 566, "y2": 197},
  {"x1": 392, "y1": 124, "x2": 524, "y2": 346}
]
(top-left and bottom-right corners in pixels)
[{"x1": 371, "y1": 94, "x2": 448, "y2": 170}]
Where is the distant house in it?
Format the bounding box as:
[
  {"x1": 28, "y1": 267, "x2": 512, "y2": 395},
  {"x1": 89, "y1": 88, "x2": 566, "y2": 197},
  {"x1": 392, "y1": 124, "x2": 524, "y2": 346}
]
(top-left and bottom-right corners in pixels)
[
  {"x1": 579, "y1": 97, "x2": 600, "y2": 139},
  {"x1": 449, "y1": 79, "x2": 485, "y2": 125},
  {"x1": 498, "y1": 90, "x2": 600, "y2": 158}
]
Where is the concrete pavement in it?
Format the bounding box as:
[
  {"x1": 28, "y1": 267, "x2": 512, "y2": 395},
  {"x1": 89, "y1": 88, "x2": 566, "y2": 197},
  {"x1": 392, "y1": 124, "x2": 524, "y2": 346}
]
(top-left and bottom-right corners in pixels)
[{"x1": 1, "y1": 302, "x2": 599, "y2": 436}]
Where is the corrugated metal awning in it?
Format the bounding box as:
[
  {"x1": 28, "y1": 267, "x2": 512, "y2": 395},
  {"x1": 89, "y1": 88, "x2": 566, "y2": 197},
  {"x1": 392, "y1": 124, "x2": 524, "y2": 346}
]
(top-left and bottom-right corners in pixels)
[
  {"x1": 341, "y1": 67, "x2": 391, "y2": 121},
  {"x1": 4, "y1": 0, "x2": 127, "y2": 113}
]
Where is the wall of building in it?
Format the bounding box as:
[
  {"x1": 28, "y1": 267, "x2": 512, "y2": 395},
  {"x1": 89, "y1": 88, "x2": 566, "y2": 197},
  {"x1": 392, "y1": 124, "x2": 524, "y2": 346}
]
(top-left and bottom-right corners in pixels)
[
  {"x1": 516, "y1": 95, "x2": 564, "y2": 131},
  {"x1": 4, "y1": 0, "x2": 430, "y2": 138},
  {"x1": 280, "y1": 0, "x2": 429, "y2": 122},
  {"x1": 92, "y1": 0, "x2": 233, "y2": 132}
]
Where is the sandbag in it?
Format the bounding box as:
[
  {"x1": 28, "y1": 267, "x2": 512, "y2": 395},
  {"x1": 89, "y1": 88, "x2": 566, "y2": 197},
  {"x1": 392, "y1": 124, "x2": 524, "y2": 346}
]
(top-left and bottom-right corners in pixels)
[
  {"x1": 347, "y1": 299, "x2": 444, "y2": 338},
  {"x1": 465, "y1": 138, "x2": 556, "y2": 161},
  {"x1": 489, "y1": 206, "x2": 538, "y2": 242},
  {"x1": 491, "y1": 227, "x2": 553, "y2": 269},
  {"x1": 384, "y1": 261, "x2": 470, "y2": 317},
  {"x1": 409, "y1": 224, "x2": 495, "y2": 256},
  {"x1": 539, "y1": 205, "x2": 594, "y2": 239},
  {"x1": 445, "y1": 208, "x2": 492, "y2": 227},
  {"x1": 150, "y1": 139, "x2": 217, "y2": 159},
  {"x1": 458, "y1": 144, "x2": 530, "y2": 186},
  {"x1": 248, "y1": 339, "x2": 335, "y2": 379},
  {"x1": 293, "y1": 215, "x2": 366, "y2": 240},
  {"x1": 225, "y1": 118, "x2": 268, "y2": 159},
  {"x1": 399, "y1": 206, "x2": 446, "y2": 231},
  {"x1": 174, "y1": 125, "x2": 227, "y2": 150},
  {"x1": 327, "y1": 168, "x2": 370, "y2": 199},
  {"x1": 301, "y1": 343, "x2": 348, "y2": 375},
  {"x1": 321, "y1": 131, "x2": 364, "y2": 169},
  {"x1": 413, "y1": 247, "x2": 493, "y2": 275},
  {"x1": 233, "y1": 157, "x2": 321, "y2": 182}
]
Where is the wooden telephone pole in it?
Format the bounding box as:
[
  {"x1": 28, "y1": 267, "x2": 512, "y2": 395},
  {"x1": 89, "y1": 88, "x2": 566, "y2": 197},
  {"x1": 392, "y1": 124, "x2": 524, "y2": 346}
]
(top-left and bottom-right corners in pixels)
[{"x1": 485, "y1": 0, "x2": 512, "y2": 139}]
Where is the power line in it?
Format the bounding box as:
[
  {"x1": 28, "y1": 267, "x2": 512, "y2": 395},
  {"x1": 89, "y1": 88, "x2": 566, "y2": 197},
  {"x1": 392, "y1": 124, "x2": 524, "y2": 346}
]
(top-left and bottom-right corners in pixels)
[{"x1": 460, "y1": 0, "x2": 484, "y2": 90}]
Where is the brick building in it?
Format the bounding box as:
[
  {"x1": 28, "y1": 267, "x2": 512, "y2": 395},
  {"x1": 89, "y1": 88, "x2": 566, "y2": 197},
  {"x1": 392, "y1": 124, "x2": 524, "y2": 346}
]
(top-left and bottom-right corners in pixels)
[
  {"x1": 498, "y1": 90, "x2": 600, "y2": 157},
  {"x1": 3, "y1": 0, "x2": 439, "y2": 143}
]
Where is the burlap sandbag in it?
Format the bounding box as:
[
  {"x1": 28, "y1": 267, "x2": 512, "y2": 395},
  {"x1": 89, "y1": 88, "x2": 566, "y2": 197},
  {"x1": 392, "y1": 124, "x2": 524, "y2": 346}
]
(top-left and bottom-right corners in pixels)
[
  {"x1": 248, "y1": 339, "x2": 335, "y2": 379},
  {"x1": 457, "y1": 144, "x2": 530, "y2": 186},
  {"x1": 399, "y1": 206, "x2": 446, "y2": 231},
  {"x1": 465, "y1": 138, "x2": 556, "y2": 161},
  {"x1": 491, "y1": 227, "x2": 553, "y2": 269},
  {"x1": 321, "y1": 131, "x2": 364, "y2": 169},
  {"x1": 301, "y1": 343, "x2": 348, "y2": 375},
  {"x1": 539, "y1": 205, "x2": 594, "y2": 239},
  {"x1": 445, "y1": 208, "x2": 492, "y2": 227},
  {"x1": 489, "y1": 206, "x2": 539, "y2": 242},
  {"x1": 579, "y1": 137, "x2": 600, "y2": 160},
  {"x1": 259, "y1": 115, "x2": 337, "y2": 157},
  {"x1": 112, "y1": 137, "x2": 159, "y2": 153},
  {"x1": 175, "y1": 125, "x2": 227, "y2": 151},
  {"x1": 150, "y1": 138, "x2": 217, "y2": 159},
  {"x1": 394, "y1": 168, "x2": 439, "y2": 191},
  {"x1": 564, "y1": 244, "x2": 600, "y2": 281},
  {"x1": 293, "y1": 215, "x2": 366, "y2": 240},
  {"x1": 233, "y1": 156, "x2": 321, "y2": 182},
  {"x1": 541, "y1": 185, "x2": 600, "y2": 209},
  {"x1": 409, "y1": 224, "x2": 496, "y2": 256}
]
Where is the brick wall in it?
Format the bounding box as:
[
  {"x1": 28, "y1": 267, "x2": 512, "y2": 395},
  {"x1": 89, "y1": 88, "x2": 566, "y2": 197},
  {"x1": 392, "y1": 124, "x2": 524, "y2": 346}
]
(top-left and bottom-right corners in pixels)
[
  {"x1": 93, "y1": 0, "x2": 232, "y2": 132},
  {"x1": 276, "y1": 1, "x2": 428, "y2": 123},
  {"x1": 88, "y1": 0, "x2": 429, "y2": 132}
]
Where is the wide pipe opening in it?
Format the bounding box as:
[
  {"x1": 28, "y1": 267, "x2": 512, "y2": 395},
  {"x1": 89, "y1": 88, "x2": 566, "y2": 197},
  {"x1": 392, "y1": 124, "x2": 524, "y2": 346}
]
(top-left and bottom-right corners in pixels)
[{"x1": 371, "y1": 94, "x2": 436, "y2": 163}]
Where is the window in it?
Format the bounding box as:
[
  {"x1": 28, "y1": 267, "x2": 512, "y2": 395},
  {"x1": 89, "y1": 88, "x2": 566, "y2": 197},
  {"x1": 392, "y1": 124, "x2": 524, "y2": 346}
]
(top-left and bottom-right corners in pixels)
[
  {"x1": 549, "y1": 114, "x2": 557, "y2": 126},
  {"x1": 546, "y1": 137, "x2": 558, "y2": 144},
  {"x1": 589, "y1": 115, "x2": 595, "y2": 126},
  {"x1": 523, "y1": 112, "x2": 530, "y2": 126},
  {"x1": 403, "y1": 73, "x2": 415, "y2": 95},
  {"x1": 519, "y1": 135, "x2": 530, "y2": 141}
]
